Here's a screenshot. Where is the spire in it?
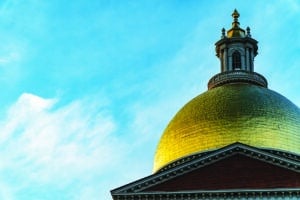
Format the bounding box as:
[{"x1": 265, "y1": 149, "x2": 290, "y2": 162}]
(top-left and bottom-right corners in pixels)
[
  {"x1": 208, "y1": 10, "x2": 267, "y2": 90},
  {"x1": 227, "y1": 9, "x2": 245, "y2": 38},
  {"x1": 232, "y1": 9, "x2": 240, "y2": 28}
]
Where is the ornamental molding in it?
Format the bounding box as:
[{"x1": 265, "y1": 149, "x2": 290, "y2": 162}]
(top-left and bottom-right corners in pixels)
[
  {"x1": 207, "y1": 70, "x2": 268, "y2": 89},
  {"x1": 114, "y1": 188, "x2": 300, "y2": 199}
]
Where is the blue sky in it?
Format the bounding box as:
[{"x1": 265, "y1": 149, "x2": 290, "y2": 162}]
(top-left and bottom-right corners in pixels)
[{"x1": 0, "y1": 0, "x2": 299, "y2": 199}]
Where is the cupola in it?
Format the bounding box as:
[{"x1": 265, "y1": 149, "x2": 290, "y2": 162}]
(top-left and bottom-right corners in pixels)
[{"x1": 208, "y1": 9, "x2": 267, "y2": 89}]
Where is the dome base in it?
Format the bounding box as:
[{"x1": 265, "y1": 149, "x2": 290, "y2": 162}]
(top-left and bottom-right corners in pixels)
[{"x1": 207, "y1": 70, "x2": 268, "y2": 89}]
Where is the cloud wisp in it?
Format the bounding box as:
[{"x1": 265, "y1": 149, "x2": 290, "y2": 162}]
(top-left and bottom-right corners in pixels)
[{"x1": 0, "y1": 93, "x2": 121, "y2": 199}]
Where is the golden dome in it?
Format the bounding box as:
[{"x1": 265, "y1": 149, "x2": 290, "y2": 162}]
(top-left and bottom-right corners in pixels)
[{"x1": 153, "y1": 83, "x2": 300, "y2": 172}]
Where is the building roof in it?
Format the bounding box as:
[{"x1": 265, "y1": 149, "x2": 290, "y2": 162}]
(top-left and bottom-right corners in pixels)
[{"x1": 111, "y1": 143, "x2": 300, "y2": 199}]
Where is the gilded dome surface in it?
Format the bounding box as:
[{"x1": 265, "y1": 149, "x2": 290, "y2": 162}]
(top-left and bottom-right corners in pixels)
[{"x1": 153, "y1": 83, "x2": 300, "y2": 172}]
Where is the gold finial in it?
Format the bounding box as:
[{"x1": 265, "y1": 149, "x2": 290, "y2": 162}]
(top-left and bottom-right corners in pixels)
[
  {"x1": 226, "y1": 9, "x2": 245, "y2": 38},
  {"x1": 232, "y1": 9, "x2": 240, "y2": 28},
  {"x1": 232, "y1": 9, "x2": 240, "y2": 19}
]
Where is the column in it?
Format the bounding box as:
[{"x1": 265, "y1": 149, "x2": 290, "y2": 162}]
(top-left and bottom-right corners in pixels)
[
  {"x1": 241, "y1": 53, "x2": 245, "y2": 70},
  {"x1": 223, "y1": 48, "x2": 228, "y2": 72},
  {"x1": 250, "y1": 50, "x2": 254, "y2": 72},
  {"x1": 245, "y1": 47, "x2": 250, "y2": 71},
  {"x1": 222, "y1": 48, "x2": 228, "y2": 72},
  {"x1": 221, "y1": 49, "x2": 224, "y2": 72}
]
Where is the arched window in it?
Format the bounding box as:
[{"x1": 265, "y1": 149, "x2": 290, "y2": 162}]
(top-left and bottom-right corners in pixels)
[{"x1": 232, "y1": 51, "x2": 241, "y2": 70}]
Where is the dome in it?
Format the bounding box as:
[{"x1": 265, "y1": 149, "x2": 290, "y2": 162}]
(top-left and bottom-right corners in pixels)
[{"x1": 153, "y1": 83, "x2": 300, "y2": 172}]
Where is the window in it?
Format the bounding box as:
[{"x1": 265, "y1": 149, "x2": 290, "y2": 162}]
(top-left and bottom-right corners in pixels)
[{"x1": 232, "y1": 51, "x2": 241, "y2": 70}]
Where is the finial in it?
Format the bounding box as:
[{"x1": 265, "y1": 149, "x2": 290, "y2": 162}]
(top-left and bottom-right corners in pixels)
[
  {"x1": 232, "y1": 9, "x2": 240, "y2": 28},
  {"x1": 246, "y1": 26, "x2": 251, "y2": 37},
  {"x1": 221, "y1": 28, "x2": 226, "y2": 38},
  {"x1": 232, "y1": 9, "x2": 240, "y2": 19}
]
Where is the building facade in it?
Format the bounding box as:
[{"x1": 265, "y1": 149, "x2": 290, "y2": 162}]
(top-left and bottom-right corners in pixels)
[{"x1": 111, "y1": 10, "x2": 300, "y2": 199}]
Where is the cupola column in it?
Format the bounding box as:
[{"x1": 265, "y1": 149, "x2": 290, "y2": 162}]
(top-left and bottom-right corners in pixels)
[
  {"x1": 245, "y1": 47, "x2": 250, "y2": 71},
  {"x1": 250, "y1": 49, "x2": 254, "y2": 71},
  {"x1": 224, "y1": 48, "x2": 228, "y2": 71},
  {"x1": 241, "y1": 53, "x2": 245, "y2": 70}
]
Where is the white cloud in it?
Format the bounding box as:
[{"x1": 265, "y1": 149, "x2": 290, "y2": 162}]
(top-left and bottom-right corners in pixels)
[
  {"x1": 0, "y1": 93, "x2": 122, "y2": 198},
  {"x1": 0, "y1": 92, "x2": 169, "y2": 199}
]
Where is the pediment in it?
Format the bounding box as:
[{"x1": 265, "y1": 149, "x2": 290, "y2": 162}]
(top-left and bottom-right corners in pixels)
[
  {"x1": 111, "y1": 143, "x2": 300, "y2": 197},
  {"x1": 145, "y1": 153, "x2": 300, "y2": 192}
]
